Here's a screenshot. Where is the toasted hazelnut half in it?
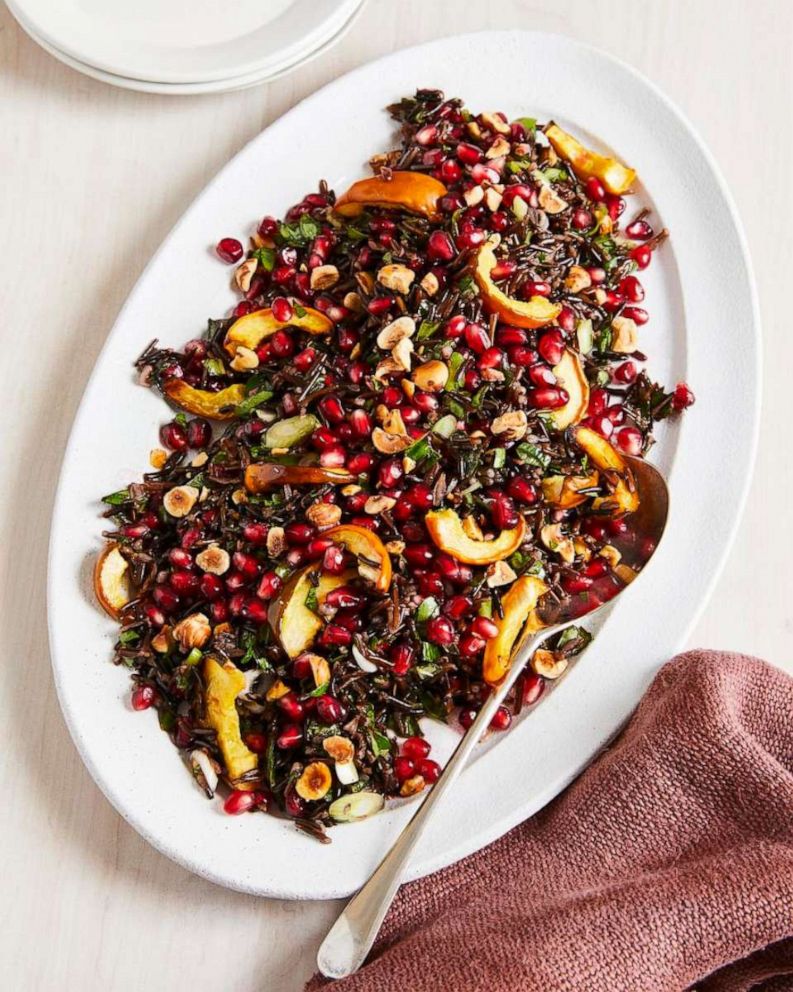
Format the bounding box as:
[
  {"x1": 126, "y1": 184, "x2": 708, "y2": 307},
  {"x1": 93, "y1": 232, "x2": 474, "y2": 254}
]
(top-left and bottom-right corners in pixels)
[
  {"x1": 379, "y1": 407, "x2": 408, "y2": 437},
  {"x1": 399, "y1": 774, "x2": 426, "y2": 797},
  {"x1": 540, "y1": 523, "x2": 576, "y2": 563},
  {"x1": 486, "y1": 136, "x2": 510, "y2": 159},
  {"x1": 230, "y1": 346, "x2": 259, "y2": 371},
  {"x1": 323, "y1": 735, "x2": 355, "y2": 763},
  {"x1": 377, "y1": 264, "x2": 415, "y2": 295},
  {"x1": 149, "y1": 448, "x2": 168, "y2": 469},
  {"x1": 151, "y1": 625, "x2": 174, "y2": 654},
  {"x1": 173, "y1": 613, "x2": 211, "y2": 651},
  {"x1": 486, "y1": 559, "x2": 518, "y2": 587},
  {"x1": 376, "y1": 315, "x2": 415, "y2": 351},
  {"x1": 610, "y1": 316, "x2": 638, "y2": 353},
  {"x1": 306, "y1": 501, "x2": 343, "y2": 530},
  {"x1": 538, "y1": 184, "x2": 569, "y2": 214},
  {"x1": 464, "y1": 185, "x2": 484, "y2": 206},
  {"x1": 484, "y1": 187, "x2": 503, "y2": 212},
  {"x1": 599, "y1": 544, "x2": 622, "y2": 568},
  {"x1": 365, "y1": 494, "x2": 396, "y2": 515},
  {"x1": 310, "y1": 264, "x2": 340, "y2": 291},
  {"x1": 296, "y1": 761, "x2": 332, "y2": 801},
  {"x1": 565, "y1": 265, "x2": 592, "y2": 293},
  {"x1": 412, "y1": 360, "x2": 449, "y2": 393},
  {"x1": 391, "y1": 336, "x2": 414, "y2": 372},
  {"x1": 531, "y1": 648, "x2": 568, "y2": 679},
  {"x1": 266, "y1": 526, "x2": 286, "y2": 557},
  {"x1": 420, "y1": 272, "x2": 440, "y2": 296},
  {"x1": 234, "y1": 258, "x2": 258, "y2": 293},
  {"x1": 372, "y1": 426, "x2": 413, "y2": 454},
  {"x1": 196, "y1": 544, "x2": 230, "y2": 575},
  {"x1": 481, "y1": 111, "x2": 510, "y2": 135},
  {"x1": 305, "y1": 652, "x2": 331, "y2": 687},
  {"x1": 491, "y1": 410, "x2": 528, "y2": 442},
  {"x1": 163, "y1": 485, "x2": 199, "y2": 518}
]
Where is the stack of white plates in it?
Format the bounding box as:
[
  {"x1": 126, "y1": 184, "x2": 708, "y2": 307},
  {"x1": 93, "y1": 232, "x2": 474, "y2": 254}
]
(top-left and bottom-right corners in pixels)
[{"x1": 7, "y1": 0, "x2": 365, "y2": 94}]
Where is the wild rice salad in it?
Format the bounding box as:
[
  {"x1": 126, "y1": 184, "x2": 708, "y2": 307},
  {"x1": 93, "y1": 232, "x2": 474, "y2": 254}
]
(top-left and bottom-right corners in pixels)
[{"x1": 94, "y1": 89, "x2": 694, "y2": 841}]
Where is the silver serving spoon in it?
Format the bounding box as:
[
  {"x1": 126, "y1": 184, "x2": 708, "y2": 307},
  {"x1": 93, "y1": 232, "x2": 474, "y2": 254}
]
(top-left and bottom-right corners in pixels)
[{"x1": 317, "y1": 455, "x2": 669, "y2": 980}]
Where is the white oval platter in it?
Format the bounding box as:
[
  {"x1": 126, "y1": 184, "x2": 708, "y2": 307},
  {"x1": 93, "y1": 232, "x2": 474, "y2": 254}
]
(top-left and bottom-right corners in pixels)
[{"x1": 48, "y1": 31, "x2": 760, "y2": 900}]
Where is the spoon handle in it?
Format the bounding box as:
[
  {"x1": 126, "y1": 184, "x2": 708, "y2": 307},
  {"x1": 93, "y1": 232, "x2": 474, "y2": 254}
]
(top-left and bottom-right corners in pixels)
[{"x1": 316, "y1": 625, "x2": 555, "y2": 980}]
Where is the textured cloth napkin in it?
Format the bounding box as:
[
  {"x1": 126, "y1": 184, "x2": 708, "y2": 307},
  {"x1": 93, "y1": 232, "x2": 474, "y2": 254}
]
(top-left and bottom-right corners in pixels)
[{"x1": 307, "y1": 651, "x2": 793, "y2": 992}]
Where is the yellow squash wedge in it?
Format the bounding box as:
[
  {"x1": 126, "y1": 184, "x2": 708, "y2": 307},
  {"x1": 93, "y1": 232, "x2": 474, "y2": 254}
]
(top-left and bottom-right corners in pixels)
[
  {"x1": 483, "y1": 575, "x2": 549, "y2": 685},
  {"x1": 334, "y1": 171, "x2": 447, "y2": 220},
  {"x1": 163, "y1": 380, "x2": 246, "y2": 420},
  {"x1": 545, "y1": 123, "x2": 637, "y2": 195},
  {"x1": 322, "y1": 524, "x2": 392, "y2": 594},
  {"x1": 551, "y1": 349, "x2": 589, "y2": 429},
  {"x1": 223, "y1": 305, "x2": 332, "y2": 357},
  {"x1": 268, "y1": 566, "x2": 355, "y2": 659},
  {"x1": 474, "y1": 243, "x2": 561, "y2": 329},
  {"x1": 425, "y1": 508, "x2": 526, "y2": 565},
  {"x1": 94, "y1": 543, "x2": 133, "y2": 619},
  {"x1": 203, "y1": 658, "x2": 259, "y2": 788}
]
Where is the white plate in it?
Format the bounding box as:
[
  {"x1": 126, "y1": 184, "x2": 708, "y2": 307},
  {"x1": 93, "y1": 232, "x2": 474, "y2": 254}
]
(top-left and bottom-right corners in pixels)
[
  {"x1": 7, "y1": 0, "x2": 361, "y2": 84},
  {"x1": 10, "y1": 0, "x2": 365, "y2": 95},
  {"x1": 48, "y1": 31, "x2": 760, "y2": 900}
]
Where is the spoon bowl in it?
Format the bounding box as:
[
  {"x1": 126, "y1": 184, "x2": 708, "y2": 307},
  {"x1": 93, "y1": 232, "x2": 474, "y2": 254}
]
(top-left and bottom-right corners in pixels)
[{"x1": 318, "y1": 456, "x2": 670, "y2": 980}]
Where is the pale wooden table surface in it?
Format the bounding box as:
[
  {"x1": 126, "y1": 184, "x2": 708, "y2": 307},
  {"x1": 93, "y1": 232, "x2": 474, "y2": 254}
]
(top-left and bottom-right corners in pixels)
[{"x1": 0, "y1": 2, "x2": 788, "y2": 989}]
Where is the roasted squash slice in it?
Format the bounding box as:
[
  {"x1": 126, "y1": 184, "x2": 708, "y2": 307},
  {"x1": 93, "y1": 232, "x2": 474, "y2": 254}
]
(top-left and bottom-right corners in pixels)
[
  {"x1": 268, "y1": 566, "x2": 355, "y2": 659},
  {"x1": 163, "y1": 380, "x2": 246, "y2": 420},
  {"x1": 474, "y1": 243, "x2": 561, "y2": 329},
  {"x1": 321, "y1": 524, "x2": 392, "y2": 593},
  {"x1": 245, "y1": 463, "x2": 355, "y2": 493},
  {"x1": 545, "y1": 123, "x2": 637, "y2": 196},
  {"x1": 223, "y1": 305, "x2": 332, "y2": 357},
  {"x1": 94, "y1": 543, "x2": 133, "y2": 619},
  {"x1": 334, "y1": 172, "x2": 447, "y2": 220},
  {"x1": 425, "y1": 508, "x2": 526, "y2": 565},
  {"x1": 551, "y1": 350, "x2": 589, "y2": 429},
  {"x1": 483, "y1": 575, "x2": 549, "y2": 685},
  {"x1": 203, "y1": 658, "x2": 259, "y2": 788}
]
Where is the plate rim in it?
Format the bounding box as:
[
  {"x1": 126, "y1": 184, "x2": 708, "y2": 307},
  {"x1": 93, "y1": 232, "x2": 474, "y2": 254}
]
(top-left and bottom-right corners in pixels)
[{"x1": 47, "y1": 29, "x2": 761, "y2": 900}]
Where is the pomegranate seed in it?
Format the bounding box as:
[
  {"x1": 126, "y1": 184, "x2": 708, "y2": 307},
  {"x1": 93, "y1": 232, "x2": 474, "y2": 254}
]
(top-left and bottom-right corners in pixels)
[
  {"x1": 200, "y1": 573, "x2": 224, "y2": 601},
  {"x1": 489, "y1": 210, "x2": 509, "y2": 232},
  {"x1": 441, "y1": 315, "x2": 465, "y2": 340},
  {"x1": 412, "y1": 395, "x2": 441, "y2": 424},
  {"x1": 394, "y1": 756, "x2": 415, "y2": 783},
  {"x1": 415, "y1": 124, "x2": 438, "y2": 146},
  {"x1": 228, "y1": 592, "x2": 247, "y2": 617},
  {"x1": 312, "y1": 426, "x2": 339, "y2": 450},
  {"x1": 490, "y1": 706, "x2": 512, "y2": 731},
  {"x1": 589, "y1": 413, "x2": 614, "y2": 438},
  {"x1": 478, "y1": 347, "x2": 504, "y2": 371},
  {"x1": 272, "y1": 265, "x2": 295, "y2": 286},
  {"x1": 245, "y1": 598, "x2": 269, "y2": 625},
  {"x1": 233, "y1": 551, "x2": 260, "y2": 578},
  {"x1": 602, "y1": 290, "x2": 623, "y2": 313},
  {"x1": 582, "y1": 517, "x2": 608, "y2": 541},
  {"x1": 243, "y1": 522, "x2": 269, "y2": 546},
  {"x1": 490, "y1": 260, "x2": 517, "y2": 281},
  {"x1": 528, "y1": 364, "x2": 557, "y2": 388},
  {"x1": 459, "y1": 707, "x2": 479, "y2": 730},
  {"x1": 584, "y1": 558, "x2": 610, "y2": 579},
  {"x1": 390, "y1": 642, "x2": 413, "y2": 676},
  {"x1": 160, "y1": 421, "x2": 187, "y2": 451},
  {"x1": 170, "y1": 570, "x2": 199, "y2": 595},
  {"x1": 523, "y1": 280, "x2": 552, "y2": 298},
  {"x1": 379, "y1": 458, "x2": 403, "y2": 489},
  {"x1": 626, "y1": 219, "x2": 653, "y2": 240},
  {"x1": 607, "y1": 517, "x2": 630, "y2": 537},
  {"x1": 271, "y1": 296, "x2": 293, "y2": 323},
  {"x1": 368, "y1": 296, "x2": 396, "y2": 317},
  {"x1": 145, "y1": 603, "x2": 166, "y2": 629},
  {"x1": 318, "y1": 395, "x2": 345, "y2": 424},
  {"x1": 619, "y1": 275, "x2": 645, "y2": 303},
  {"x1": 234, "y1": 301, "x2": 255, "y2": 318},
  {"x1": 293, "y1": 347, "x2": 317, "y2": 373},
  {"x1": 223, "y1": 790, "x2": 266, "y2": 815},
  {"x1": 406, "y1": 483, "x2": 434, "y2": 511},
  {"x1": 319, "y1": 624, "x2": 353, "y2": 647},
  {"x1": 588, "y1": 388, "x2": 609, "y2": 416},
  {"x1": 672, "y1": 382, "x2": 696, "y2": 411},
  {"x1": 522, "y1": 673, "x2": 545, "y2": 706},
  {"x1": 622, "y1": 306, "x2": 649, "y2": 325},
  {"x1": 537, "y1": 329, "x2": 565, "y2": 365},
  {"x1": 320, "y1": 445, "x2": 346, "y2": 468},
  {"x1": 180, "y1": 527, "x2": 202, "y2": 550},
  {"x1": 459, "y1": 633, "x2": 485, "y2": 657},
  {"x1": 318, "y1": 544, "x2": 344, "y2": 575},
  {"x1": 605, "y1": 194, "x2": 625, "y2": 221},
  {"x1": 184, "y1": 418, "x2": 211, "y2": 450},
  {"x1": 258, "y1": 215, "x2": 278, "y2": 238},
  {"x1": 472, "y1": 162, "x2": 500, "y2": 185},
  {"x1": 210, "y1": 600, "x2": 228, "y2": 622},
  {"x1": 244, "y1": 733, "x2": 268, "y2": 754},
  {"x1": 464, "y1": 322, "x2": 490, "y2": 354},
  {"x1": 346, "y1": 452, "x2": 374, "y2": 475},
  {"x1": 325, "y1": 585, "x2": 365, "y2": 610},
  {"x1": 270, "y1": 330, "x2": 294, "y2": 357},
  {"x1": 225, "y1": 571, "x2": 247, "y2": 593},
  {"x1": 306, "y1": 536, "x2": 334, "y2": 560},
  {"x1": 506, "y1": 477, "x2": 537, "y2": 504},
  {"x1": 131, "y1": 685, "x2": 155, "y2": 711},
  {"x1": 491, "y1": 493, "x2": 519, "y2": 529},
  {"x1": 630, "y1": 244, "x2": 653, "y2": 269},
  {"x1": 557, "y1": 306, "x2": 576, "y2": 333},
  {"x1": 572, "y1": 208, "x2": 593, "y2": 230},
  {"x1": 470, "y1": 616, "x2": 499, "y2": 640},
  {"x1": 436, "y1": 555, "x2": 472, "y2": 584},
  {"x1": 607, "y1": 404, "x2": 625, "y2": 425},
  {"x1": 440, "y1": 158, "x2": 463, "y2": 183},
  {"x1": 402, "y1": 737, "x2": 431, "y2": 761},
  {"x1": 404, "y1": 543, "x2": 434, "y2": 567},
  {"x1": 349, "y1": 409, "x2": 372, "y2": 437},
  {"x1": 168, "y1": 548, "x2": 193, "y2": 569},
  {"x1": 445, "y1": 595, "x2": 474, "y2": 619},
  {"x1": 456, "y1": 142, "x2": 482, "y2": 165},
  {"x1": 588, "y1": 266, "x2": 607, "y2": 284},
  {"x1": 315, "y1": 695, "x2": 346, "y2": 725},
  {"x1": 561, "y1": 573, "x2": 593, "y2": 594},
  {"x1": 464, "y1": 369, "x2": 481, "y2": 391},
  {"x1": 277, "y1": 692, "x2": 305, "y2": 722},
  {"x1": 496, "y1": 326, "x2": 528, "y2": 347},
  {"x1": 585, "y1": 176, "x2": 606, "y2": 201},
  {"x1": 526, "y1": 387, "x2": 569, "y2": 410},
  {"x1": 418, "y1": 571, "x2": 444, "y2": 597},
  {"x1": 285, "y1": 522, "x2": 315, "y2": 546},
  {"x1": 337, "y1": 327, "x2": 358, "y2": 352},
  {"x1": 121, "y1": 523, "x2": 150, "y2": 539},
  {"x1": 427, "y1": 616, "x2": 455, "y2": 645},
  {"x1": 455, "y1": 228, "x2": 485, "y2": 250},
  {"x1": 153, "y1": 585, "x2": 179, "y2": 612},
  {"x1": 276, "y1": 724, "x2": 303, "y2": 749},
  {"x1": 615, "y1": 426, "x2": 643, "y2": 455},
  {"x1": 256, "y1": 571, "x2": 282, "y2": 600},
  {"x1": 416, "y1": 758, "x2": 441, "y2": 784},
  {"x1": 216, "y1": 238, "x2": 243, "y2": 264},
  {"x1": 509, "y1": 345, "x2": 539, "y2": 367},
  {"x1": 349, "y1": 516, "x2": 377, "y2": 531},
  {"x1": 614, "y1": 361, "x2": 638, "y2": 384}
]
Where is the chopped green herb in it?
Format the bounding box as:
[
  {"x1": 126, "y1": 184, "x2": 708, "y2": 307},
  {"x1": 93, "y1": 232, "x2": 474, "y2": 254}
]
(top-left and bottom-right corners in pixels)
[
  {"x1": 234, "y1": 389, "x2": 274, "y2": 417},
  {"x1": 118, "y1": 629, "x2": 140, "y2": 646},
  {"x1": 416, "y1": 597, "x2": 440, "y2": 623},
  {"x1": 417, "y1": 319, "x2": 441, "y2": 341},
  {"x1": 516, "y1": 442, "x2": 551, "y2": 470},
  {"x1": 102, "y1": 488, "x2": 130, "y2": 506},
  {"x1": 432, "y1": 414, "x2": 457, "y2": 438},
  {"x1": 253, "y1": 246, "x2": 276, "y2": 271}
]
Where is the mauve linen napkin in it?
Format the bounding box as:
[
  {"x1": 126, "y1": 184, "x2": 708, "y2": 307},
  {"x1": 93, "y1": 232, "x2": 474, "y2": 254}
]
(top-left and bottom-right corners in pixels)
[{"x1": 307, "y1": 651, "x2": 793, "y2": 992}]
